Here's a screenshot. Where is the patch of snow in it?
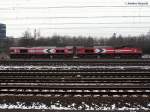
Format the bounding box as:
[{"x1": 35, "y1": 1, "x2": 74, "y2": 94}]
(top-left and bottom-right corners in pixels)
[
  {"x1": 0, "y1": 65, "x2": 150, "y2": 70},
  {"x1": 0, "y1": 102, "x2": 149, "y2": 110}
]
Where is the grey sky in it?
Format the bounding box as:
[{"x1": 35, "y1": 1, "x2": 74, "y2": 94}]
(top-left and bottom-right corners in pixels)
[{"x1": 0, "y1": 0, "x2": 150, "y2": 37}]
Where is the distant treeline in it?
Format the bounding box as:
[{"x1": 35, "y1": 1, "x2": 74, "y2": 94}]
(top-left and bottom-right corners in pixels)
[{"x1": 1, "y1": 31, "x2": 150, "y2": 54}]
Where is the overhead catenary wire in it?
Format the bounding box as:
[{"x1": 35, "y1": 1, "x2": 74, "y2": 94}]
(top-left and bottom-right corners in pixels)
[
  {"x1": 0, "y1": 5, "x2": 149, "y2": 10},
  {"x1": 5, "y1": 22, "x2": 150, "y2": 25},
  {"x1": 0, "y1": 16, "x2": 150, "y2": 20},
  {"x1": 7, "y1": 26, "x2": 150, "y2": 29}
]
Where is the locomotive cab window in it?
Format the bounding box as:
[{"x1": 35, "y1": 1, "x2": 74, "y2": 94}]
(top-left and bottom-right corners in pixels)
[
  {"x1": 10, "y1": 49, "x2": 14, "y2": 53},
  {"x1": 85, "y1": 49, "x2": 94, "y2": 53},
  {"x1": 20, "y1": 49, "x2": 28, "y2": 53},
  {"x1": 56, "y1": 50, "x2": 64, "y2": 53}
]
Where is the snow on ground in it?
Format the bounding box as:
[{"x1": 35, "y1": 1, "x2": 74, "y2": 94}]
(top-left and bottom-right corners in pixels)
[
  {"x1": 0, "y1": 65, "x2": 150, "y2": 70},
  {"x1": 0, "y1": 102, "x2": 149, "y2": 111}
]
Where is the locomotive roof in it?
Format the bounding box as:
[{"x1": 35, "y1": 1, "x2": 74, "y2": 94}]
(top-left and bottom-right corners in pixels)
[
  {"x1": 10, "y1": 46, "x2": 74, "y2": 49},
  {"x1": 94, "y1": 46, "x2": 113, "y2": 48},
  {"x1": 10, "y1": 47, "x2": 56, "y2": 48}
]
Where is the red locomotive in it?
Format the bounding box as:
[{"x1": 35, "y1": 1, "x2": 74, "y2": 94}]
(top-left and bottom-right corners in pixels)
[{"x1": 9, "y1": 46, "x2": 142, "y2": 59}]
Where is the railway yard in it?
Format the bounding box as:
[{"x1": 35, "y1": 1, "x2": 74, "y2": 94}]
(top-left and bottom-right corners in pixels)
[{"x1": 0, "y1": 59, "x2": 150, "y2": 111}]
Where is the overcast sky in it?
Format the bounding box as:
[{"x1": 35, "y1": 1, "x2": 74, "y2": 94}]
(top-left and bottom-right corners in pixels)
[{"x1": 0, "y1": 0, "x2": 150, "y2": 38}]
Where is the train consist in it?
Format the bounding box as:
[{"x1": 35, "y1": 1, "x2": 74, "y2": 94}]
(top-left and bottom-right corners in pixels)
[{"x1": 9, "y1": 46, "x2": 142, "y2": 59}]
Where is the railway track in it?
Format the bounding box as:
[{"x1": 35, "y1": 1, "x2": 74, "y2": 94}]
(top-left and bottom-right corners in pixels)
[
  {"x1": 1, "y1": 68, "x2": 150, "y2": 72},
  {"x1": 0, "y1": 59, "x2": 149, "y2": 95},
  {"x1": 0, "y1": 70, "x2": 150, "y2": 95},
  {"x1": 0, "y1": 78, "x2": 150, "y2": 83},
  {"x1": 0, "y1": 59, "x2": 150, "y2": 66},
  {"x1": 0, "y1": 60, "x2": 149, "y2": 111},
  {"x1": 1, "y1": 72, "x2": 150, "y2": 83},
  {"x1": 0, "y1": 61, "x2": 149, "y2": 111},
  {"x1": 0, "y1": 71, "x2": 150, "y2": 77},
  {"x1": 0, "y1": 84, "x2": 150, "y2": 95}
]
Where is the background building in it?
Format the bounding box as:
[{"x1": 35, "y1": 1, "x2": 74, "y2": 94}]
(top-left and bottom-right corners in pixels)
[{"x1": 0, "y1": 23, "x2": 6, "y2": 39}]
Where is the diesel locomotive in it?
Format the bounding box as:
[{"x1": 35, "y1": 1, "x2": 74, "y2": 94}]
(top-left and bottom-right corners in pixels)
[{"x1": 9, "y1": 46, "x2": 142, "y2": 59}]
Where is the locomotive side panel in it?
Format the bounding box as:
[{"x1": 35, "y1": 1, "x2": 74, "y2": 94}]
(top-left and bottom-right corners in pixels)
[
  {"x1": 10, "y1": 47, "x2": 30, "y2": 58},
  {"x1": 114, "y1": 47, "x2": 142, "y2": 58},
  {"x1": 53, "y1": 47, "x2": 73, "y2": 58},
  {"x1": 94, "y1": 47, "x2": 115, "y2": 58},
  {"x1": 76, "y1": 47, "x2": 97, "y2": 58},
  {"x1": 76, "y1": 47, "x2": 116, "y2": 58},
  {"x1": 9, "y1": 47, "x2": 74, "y2": 59}
]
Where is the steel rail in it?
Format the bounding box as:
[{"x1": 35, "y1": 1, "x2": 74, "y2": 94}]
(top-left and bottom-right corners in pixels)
[
  {"x1": 0, "y1": 82, "x2": 150, "y2": 87},
  {"x1": 0, "y1": 76, "x2": 149, "y2": 78},
  {"x1": 0, "y1": 85, "x2": 150, "y2": 89},
  {"x1": 0, "y1": 69, "x2": 150, "y2": 72},
  {"x1": 0, "y1": 91, "x2": 149, "y2": 95},
  {"x1": 0, "y1": 63, "x2": 149, "y2": 66},
  {"x1": 1, "y1": 59, "x2": 150, "y2": 62},
  {"x1": 1, "y1": 59, "x2": 150, "y2": 64},
  {"x1": 0, "y1": 71, "x2": 150, "y2": 74},
  {"x1": 0, "y1": 77, "x2": 150, "y2": 80},
  {"x1": 0, "y1": 79, "x2": 150, "y2": 85},
  {"x1": 0, "y1": 72, "x2": 149, "y2": 77},
  {"x1": 0, "y1": 110, "x2": 138, "y2": 112}
]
